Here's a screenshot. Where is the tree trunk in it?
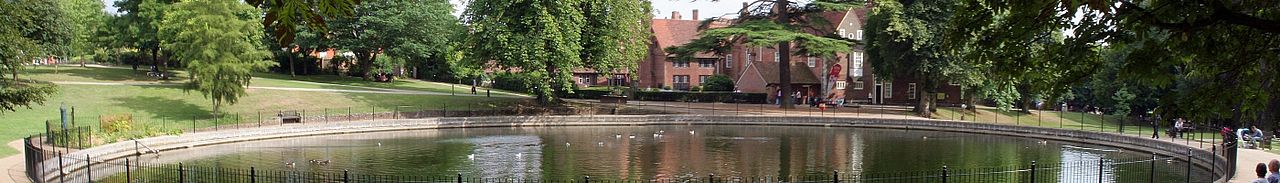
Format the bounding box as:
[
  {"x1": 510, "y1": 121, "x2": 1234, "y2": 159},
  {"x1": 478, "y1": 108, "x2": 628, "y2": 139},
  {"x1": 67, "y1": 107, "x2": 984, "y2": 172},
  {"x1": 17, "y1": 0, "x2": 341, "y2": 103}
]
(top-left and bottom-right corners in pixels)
[
  {"x1": 776, "y1": 0, "x2": 794, "y2": 109},
  {"x1": 288, "y1": 50, "x2": 296, "y2": 77},
  {"x1": 151, "y1": 48, "x2": 160, "y2": 72},
  {"x1": 1259, "y1": 59, "x2": 1278, "y2": 129}
]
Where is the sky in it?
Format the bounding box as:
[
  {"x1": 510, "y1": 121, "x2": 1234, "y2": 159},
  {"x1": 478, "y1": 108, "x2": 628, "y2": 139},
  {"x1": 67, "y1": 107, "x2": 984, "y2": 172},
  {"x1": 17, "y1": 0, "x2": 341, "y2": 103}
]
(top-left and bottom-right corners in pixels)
[{"x1": 102, "y1": 0, "x2": 757, "y2": 19}]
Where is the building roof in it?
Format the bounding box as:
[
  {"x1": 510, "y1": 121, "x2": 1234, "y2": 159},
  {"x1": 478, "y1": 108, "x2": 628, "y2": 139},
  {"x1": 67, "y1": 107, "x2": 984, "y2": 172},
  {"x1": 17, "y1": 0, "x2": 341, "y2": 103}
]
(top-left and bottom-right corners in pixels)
[
  {"x1": 651, "y1": 19, "x2": 728, "y2": 58},
  {"x1": 750, "y1": 61, "x2": 822, "y2": 85}
]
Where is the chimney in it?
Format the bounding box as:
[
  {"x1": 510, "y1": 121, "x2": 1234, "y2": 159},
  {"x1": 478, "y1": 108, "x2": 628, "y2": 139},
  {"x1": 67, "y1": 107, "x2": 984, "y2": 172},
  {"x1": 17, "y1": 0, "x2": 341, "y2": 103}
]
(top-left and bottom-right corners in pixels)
[
  {"x1": 692, "y1": 9, "x2": 699, "y2": 20},
  {"x1": 671, "y1": 11, "x2": 681, "y2": 20}
]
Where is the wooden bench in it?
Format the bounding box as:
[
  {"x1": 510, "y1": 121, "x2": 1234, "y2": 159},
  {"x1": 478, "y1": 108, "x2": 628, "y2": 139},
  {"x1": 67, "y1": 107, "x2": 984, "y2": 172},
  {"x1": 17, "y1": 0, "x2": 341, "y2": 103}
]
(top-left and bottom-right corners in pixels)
[{"x1": 278, "y1": 111, "x2": 301, "y2": 124}]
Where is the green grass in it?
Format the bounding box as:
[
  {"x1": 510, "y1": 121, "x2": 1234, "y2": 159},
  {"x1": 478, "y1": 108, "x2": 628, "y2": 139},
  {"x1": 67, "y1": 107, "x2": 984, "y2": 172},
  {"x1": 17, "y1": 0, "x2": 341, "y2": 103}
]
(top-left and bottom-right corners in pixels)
[
  {"x1": 932, "y1": 107, "x2": 1223, "y2": 140},
  {"x1": 0, "y1": 65, "x2": 527, "y2": 156},
  {"x1": 254, "y1": 72, "x2": 527, "y2": 97}
]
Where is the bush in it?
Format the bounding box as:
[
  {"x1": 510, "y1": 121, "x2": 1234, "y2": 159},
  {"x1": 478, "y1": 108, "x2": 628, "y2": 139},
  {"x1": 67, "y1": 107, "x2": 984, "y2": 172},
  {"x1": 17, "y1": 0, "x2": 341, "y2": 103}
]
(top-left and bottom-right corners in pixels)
[
  {"x1": 492, "y1": 73, "x2": 534, "y2": 94},
  {"x1": 99, "y1": 114, "x2": 134, "y2": 134},
  {"x1": 632, "y1": 91, "x2": 768, "y2": 104},
  {"x1": 702, "y1": 75, "x2": 735, "y2": 91}
]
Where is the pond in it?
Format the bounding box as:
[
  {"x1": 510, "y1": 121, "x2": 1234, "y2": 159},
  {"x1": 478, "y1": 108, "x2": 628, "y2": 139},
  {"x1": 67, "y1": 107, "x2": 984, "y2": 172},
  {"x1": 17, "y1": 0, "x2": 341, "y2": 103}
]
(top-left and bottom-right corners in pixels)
[{"x1": 106, "y1": 125, "x2": 1214, "y2": 182}]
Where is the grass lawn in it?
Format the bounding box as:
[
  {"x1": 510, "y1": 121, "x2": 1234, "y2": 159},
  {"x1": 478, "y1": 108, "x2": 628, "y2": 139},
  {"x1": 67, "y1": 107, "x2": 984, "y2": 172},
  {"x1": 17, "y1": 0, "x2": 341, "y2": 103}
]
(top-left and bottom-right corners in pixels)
[
  {"x1": 254, "y1": 72, "x2": 527, "y2": 97},
  {"x1": 0, "y1": 65, "x2": 527, "y2": 156},
  {"x1": 932, "y1": 107, "x2": 1223, "y2": 141}
]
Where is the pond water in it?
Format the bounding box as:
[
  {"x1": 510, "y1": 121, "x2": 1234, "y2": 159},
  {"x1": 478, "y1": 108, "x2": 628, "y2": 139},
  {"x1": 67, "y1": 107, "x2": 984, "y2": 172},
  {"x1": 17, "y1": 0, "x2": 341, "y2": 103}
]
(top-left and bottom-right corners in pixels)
[{"x1": 116, "y1": 125, "x2": 1213, "y2": 182}]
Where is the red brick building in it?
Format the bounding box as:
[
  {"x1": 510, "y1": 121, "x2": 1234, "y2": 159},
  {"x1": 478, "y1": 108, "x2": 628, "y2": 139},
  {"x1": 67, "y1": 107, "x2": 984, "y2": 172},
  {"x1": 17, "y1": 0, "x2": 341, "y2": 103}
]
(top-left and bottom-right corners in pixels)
[{"x1": 637, "y1": 7, "x2": 964, "y2": 106}]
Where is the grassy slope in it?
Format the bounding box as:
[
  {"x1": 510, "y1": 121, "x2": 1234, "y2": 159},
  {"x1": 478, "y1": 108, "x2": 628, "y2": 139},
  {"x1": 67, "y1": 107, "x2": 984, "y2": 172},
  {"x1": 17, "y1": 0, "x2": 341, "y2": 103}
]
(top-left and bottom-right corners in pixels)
[
  {"x1": 0, "y1": 66, "x2": 525, "y2": 156},
  {"x1": 932, "y1": 107, "x2": 1222, "y2": 140}
]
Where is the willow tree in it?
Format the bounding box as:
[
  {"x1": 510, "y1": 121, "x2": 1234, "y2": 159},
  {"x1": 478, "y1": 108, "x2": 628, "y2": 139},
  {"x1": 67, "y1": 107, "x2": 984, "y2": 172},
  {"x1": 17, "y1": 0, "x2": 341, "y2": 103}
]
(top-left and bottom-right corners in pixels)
[
  {"x1": 462, "y1": 0, "x2": 651, "y2": 103},
  {"x1": 666, "y1": 0, "x2": 860, "y2": 109},
  {"x1": 160, "y1": 0, "x2": 276, "y2": 114}
]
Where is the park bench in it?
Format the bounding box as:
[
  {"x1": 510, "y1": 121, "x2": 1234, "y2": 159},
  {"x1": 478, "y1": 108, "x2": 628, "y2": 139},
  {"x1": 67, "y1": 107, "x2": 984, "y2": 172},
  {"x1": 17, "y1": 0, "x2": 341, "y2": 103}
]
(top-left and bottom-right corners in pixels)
[{"x1": 278, "y1": 111, "x2": 301, "y2": 124}]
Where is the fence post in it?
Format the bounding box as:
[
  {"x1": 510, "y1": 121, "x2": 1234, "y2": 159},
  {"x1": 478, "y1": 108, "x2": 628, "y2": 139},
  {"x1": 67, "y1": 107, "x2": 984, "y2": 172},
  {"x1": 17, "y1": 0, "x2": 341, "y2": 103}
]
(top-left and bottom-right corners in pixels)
[
  {"x1": 833, "y1": 171, "x2": 839, "y2": 183},
  {"x1": 1211, "y1": 146, "x2": 1217, "y2": 180},
  {"x1": 125, "y1": 158, "x2": 131, "y2": 183},
  {"x1": 1186, "y1": 149, "x2": 1192, "y2": 183},
  {"x1": 457, "y1": 173, "x2": 462, "y2": 183},
  {"x1": 1150, "y1": 153, "x2": 1156, "y2": 183},
  {"x1": 250, "y1": 167, "x2": 256, "y2": 183},
  {"x1": 1098, "y1": 159, "x2": 1104, "y2": 183},
  {"x1": 178, "y1": 162, "x2": 184, "y2": 183},
  {"x1": 343, "y1": 170, "x2": 350, "y2": 183},
  {"x1": 584, "y1": 176, "x2": 590, "y2": 183},
  {"x1": 709, "y1": 174, "x2": 715, "y2": 183},
  {"x1": 1030, "y1": 161, "x2": 1037, "y2": 183},
  {"x1": 941, "y1": 166, "x2": 948, "y2": 183},
  {"x1": 86, "y1": 154, "x2": 92, "y2": 182},
  {"x1": 257, "y1": 110, "x2": 262, "y2": 127},
  {"x1": 58, "y1": 152, "x2": 64, "y2": 183}
]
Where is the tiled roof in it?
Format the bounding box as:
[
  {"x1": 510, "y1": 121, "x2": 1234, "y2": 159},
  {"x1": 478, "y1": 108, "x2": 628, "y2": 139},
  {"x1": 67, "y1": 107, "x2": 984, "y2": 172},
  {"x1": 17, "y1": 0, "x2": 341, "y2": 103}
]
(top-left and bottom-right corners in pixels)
[
  {"x1": 751, "y1": 61, "x2": 822, "y2": 85},
  {"x1": 651, "y1": 19, "x2": 727, "y2": 58}
]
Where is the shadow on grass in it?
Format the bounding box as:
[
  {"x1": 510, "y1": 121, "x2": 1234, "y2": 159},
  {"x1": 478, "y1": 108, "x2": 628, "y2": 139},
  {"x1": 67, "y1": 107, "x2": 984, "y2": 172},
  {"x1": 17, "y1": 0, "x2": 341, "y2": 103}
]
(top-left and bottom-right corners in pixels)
[
  {"x1": 27, "y1": 66, "x2": 144, "y2": 81},
  {"x1": 110, "y1": 95, "x2": 212, "y2": 120}
]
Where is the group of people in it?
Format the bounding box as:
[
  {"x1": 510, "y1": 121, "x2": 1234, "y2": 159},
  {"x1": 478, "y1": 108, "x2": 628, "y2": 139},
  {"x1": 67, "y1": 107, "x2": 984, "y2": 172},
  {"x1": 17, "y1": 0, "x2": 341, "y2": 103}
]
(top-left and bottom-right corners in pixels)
[{"x1": 1251, "y1": 160, "x2": 1280, "y2": 183}]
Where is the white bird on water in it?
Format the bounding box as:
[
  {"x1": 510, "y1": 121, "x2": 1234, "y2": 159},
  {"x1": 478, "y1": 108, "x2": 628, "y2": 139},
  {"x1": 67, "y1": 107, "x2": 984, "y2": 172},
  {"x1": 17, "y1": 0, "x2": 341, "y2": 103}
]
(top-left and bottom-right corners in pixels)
[
  {"x1": 629, "y1": 135, "x2": 636, "y2": 139},
  {"x1": 377, "y1": 143, "x2": 382, "y2": 146},
  {"x1": 615, "y1": 134, "x2": 622, "y2": 139},
  {"x1": 690, "y1": 130, "x2": 696, "y2": 135},
  {"x1": 467, "y1": 154, "x2": 475, "y2": 160}
]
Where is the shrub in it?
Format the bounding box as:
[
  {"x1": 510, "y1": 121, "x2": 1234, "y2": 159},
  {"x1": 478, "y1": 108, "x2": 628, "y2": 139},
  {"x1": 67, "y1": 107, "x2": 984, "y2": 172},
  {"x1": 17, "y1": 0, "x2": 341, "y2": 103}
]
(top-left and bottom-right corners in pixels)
[
  {"x1": 99, "y1": 114, "x2": 134, "y2": 134},
  {"x1": 492, "y1": 73, "x2": 534, "y2": 94},
  {"x1": 701, "y1": 75, "x2": 735, "y2": 91}
]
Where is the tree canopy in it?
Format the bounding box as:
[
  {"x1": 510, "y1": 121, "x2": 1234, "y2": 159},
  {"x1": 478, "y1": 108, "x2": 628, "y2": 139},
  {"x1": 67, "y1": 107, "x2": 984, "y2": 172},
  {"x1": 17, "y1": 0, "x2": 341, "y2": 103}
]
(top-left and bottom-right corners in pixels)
[
  {"x1": 462, "y1": 0, "x2": 652, "y2": 103},
  {"x1": 159, "y1": 0, "x2": 276, "y2": 114},
  {"x1": 327, "y1": 0, "x2": 459, "y2": 79},
  {"x1": 0, "y1": 0, "x2": 69, "y2": 112}
]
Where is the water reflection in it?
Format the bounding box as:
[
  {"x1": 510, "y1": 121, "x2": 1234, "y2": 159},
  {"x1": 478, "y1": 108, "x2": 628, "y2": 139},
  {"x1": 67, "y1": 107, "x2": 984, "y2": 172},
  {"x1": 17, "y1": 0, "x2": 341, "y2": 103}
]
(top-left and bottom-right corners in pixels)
[{"x1": 147, "y1": 125, "x2": 1207, "y2": 182}]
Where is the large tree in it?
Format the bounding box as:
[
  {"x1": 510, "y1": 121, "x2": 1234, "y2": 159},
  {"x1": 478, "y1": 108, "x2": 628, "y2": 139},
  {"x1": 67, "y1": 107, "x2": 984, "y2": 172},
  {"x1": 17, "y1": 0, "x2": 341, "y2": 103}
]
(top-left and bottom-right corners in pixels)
[
  {"x1": 59, "y1": 0, "x2": 108, "y2": 64},
  {"x1": 951, "y1": 0, "x2": 1279, "y2": 127},
  {"x1": 0, "y1": 0, "x2": 69, "y2": 112},
  {"x1": 115, "y1": 0, "x2": 175, "y2": 72},
  {"x1": 327, "y1": 0, "x2": 458, "y2": 79},
  {"x1": 462, "y1": 0, "x2": 652, "y2": 103},
  {"x1": 863, "y1": 0, "x2": 968, "y2": 117},
  {"x1": 666, "y1": 0, "x2": 860, "y2": 109},
  {"x1": 159, "y1": 0, "x2": 276, "y2": 114}
]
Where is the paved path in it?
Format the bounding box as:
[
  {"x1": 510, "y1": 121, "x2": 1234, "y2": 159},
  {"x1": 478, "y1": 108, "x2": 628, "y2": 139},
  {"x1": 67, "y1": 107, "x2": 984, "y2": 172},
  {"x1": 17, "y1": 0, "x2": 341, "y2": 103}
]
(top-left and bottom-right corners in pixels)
[
  {"x1": 1231, "y1": 148, "x2": 1280, "y2": 183},
  {"x1": 49, "y1": 81, "x2": 526, "y2": 98},
  {"x1": 1, "y1": 140, "x2": 30, "y2": 183}
]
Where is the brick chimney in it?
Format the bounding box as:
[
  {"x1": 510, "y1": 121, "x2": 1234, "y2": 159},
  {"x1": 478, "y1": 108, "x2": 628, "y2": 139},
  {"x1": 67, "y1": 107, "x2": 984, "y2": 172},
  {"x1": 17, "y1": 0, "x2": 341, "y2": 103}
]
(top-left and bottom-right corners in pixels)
[
  {"x1": 671, "y1": 11, "x2": 681, "y2": 20},
  {"x1": 692, "y1": 9, "x2": 699, "y2": 20}
]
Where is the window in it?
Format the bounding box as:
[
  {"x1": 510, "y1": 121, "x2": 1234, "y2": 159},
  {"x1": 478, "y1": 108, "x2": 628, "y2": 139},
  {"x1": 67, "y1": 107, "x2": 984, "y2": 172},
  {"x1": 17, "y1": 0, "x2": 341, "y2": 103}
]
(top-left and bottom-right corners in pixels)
[
  {"x1": 856, "y1": 30, "x2": 863, "y2": 40},
  {"x1": 850, "y1": 52, "x2": 864, "y2": 77},
  {"x1": 774, "y1": 50, "x2": 780, "y2": 62},
  {"x1": 948, "y1": 80, "x2": 961, "y2": 86},
  {"x1": 673, "y1": 75, "x2": 690, "y2": 83},
  {"x1": 610, "y1": 74, "x2": 627, "y2": 86},
  {"x1": 908, "y1": 83, "x2": 917, "y2": 99},
  {"x1": 835, "y1": 81, "x2": 847, "y2": 89},
  {"x1": 578, "y1": 75, "x2": 596, "y2": 85},
  {"x1": 839, "y1": 29, "x2": 847, "y2": 38},
  {"x1": 674, "y1": 60, "x2": 689, "y2": 68},
  {"x1": 725, "y1": 54, "x2": 734, "y2": 68},
  {"x1": 883, "y1": 82, "x2": 893, "y2": 98},
  {"x1": 746, "y1": 52, "x2": 755, "y2": 63},
  {"x1": 853, "y1": 81, "x2": 864, "y2": 90},
  {"x1": 699, "y1": 75, "x2": 710, "y2": 83},
  {"x1": 806, "y1": 57, "x2": 817, "y2": 67},
  {"x1": 699, "y1": 60, "x2": 715, "y2": 68}
]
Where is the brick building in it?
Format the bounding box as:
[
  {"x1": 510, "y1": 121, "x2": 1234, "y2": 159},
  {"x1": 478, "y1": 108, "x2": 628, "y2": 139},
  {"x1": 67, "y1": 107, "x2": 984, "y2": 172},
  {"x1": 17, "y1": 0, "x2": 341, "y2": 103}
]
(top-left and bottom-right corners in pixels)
[{"x1": 637, "y1": 7, "x2": 964, "y2": 106}]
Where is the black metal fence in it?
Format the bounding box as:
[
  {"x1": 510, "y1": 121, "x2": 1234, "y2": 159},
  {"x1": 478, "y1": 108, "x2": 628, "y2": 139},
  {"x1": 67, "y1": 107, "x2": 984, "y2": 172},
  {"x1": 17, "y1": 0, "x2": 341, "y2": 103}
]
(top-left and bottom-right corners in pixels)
[{"x1": 22, "y1": 100, "x2": 1239, "y2": 183}]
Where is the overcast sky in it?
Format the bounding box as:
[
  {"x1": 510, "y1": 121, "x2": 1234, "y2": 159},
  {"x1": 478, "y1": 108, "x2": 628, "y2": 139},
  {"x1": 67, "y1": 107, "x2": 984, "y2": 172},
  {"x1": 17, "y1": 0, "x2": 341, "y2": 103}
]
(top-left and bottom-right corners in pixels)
[{"x1": 103, "y1": 0, "x2": 758, "y2": 19}]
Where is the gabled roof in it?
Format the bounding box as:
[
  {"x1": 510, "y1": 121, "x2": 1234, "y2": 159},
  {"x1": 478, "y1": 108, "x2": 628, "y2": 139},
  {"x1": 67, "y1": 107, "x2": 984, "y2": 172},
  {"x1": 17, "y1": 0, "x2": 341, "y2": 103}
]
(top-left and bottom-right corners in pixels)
[
  {"x1": 749, "y1": 61, "x2": 822, "y2": 85},
  {"x1": 651, "y1": 19, "x2": 728, "y2": 58}
]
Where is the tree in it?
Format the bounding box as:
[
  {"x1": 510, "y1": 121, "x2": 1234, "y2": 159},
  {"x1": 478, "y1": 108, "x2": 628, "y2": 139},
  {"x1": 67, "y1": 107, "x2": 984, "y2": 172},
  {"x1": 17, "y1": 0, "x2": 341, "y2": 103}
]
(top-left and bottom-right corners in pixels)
[
  {"x1": 666, "y1": 0, "x2": 860, "y2": 109},
  {"x1": 116, "y1": 0, "x2": 176, "y2": 72},
  {"x1": 951, "y1": 0, "x2": 1280, "y2": 127},
  {"x1": 328, "y1": 0, "x2": 458, "y2": 80},
  {"x1": 159, "y1": 0, "x2": 276, "y2": 114},
  {"x1": 248, "y1": 0, "x2": 358, "y2": 46},
  {"x1": 862, "y1": 0, "x2": 966, "y2": 117},
  {"x1": 0, "y1": 0, "x2": 69, "y2": 112},
  {"x1": 462, "y1": 0, "x2": 652, "y2": 104},
  {"x1": 59, "y1": 0, "x2": 108, "y2": 65}
]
